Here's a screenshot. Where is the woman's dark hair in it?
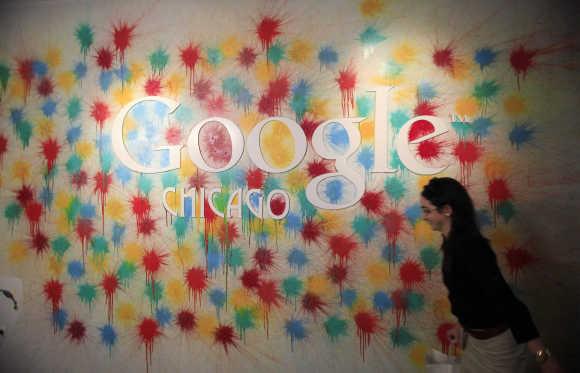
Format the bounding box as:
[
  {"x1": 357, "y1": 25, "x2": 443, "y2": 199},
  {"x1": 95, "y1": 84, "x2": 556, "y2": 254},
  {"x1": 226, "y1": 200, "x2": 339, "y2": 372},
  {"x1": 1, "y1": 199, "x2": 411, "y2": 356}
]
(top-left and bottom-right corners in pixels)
[{"x1": 421, "y1": 177, "x2": 480, "y2": 236}]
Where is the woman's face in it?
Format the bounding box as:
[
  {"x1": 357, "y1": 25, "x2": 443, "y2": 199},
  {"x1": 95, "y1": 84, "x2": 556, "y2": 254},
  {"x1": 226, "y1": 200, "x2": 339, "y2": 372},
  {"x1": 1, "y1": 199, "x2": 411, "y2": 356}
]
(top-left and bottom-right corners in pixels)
[{"x1": 420, "y1": 197, "x2": 451, "y2": 235}]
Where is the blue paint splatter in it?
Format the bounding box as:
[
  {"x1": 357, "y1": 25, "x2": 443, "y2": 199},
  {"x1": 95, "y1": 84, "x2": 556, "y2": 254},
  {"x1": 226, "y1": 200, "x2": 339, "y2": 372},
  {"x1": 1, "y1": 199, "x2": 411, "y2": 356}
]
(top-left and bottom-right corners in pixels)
[
  {"x1": 155, "y1": 306, "x2": 173, "y2": 327},
  {"x1": 32, "y1": 60, "x2": 48, "y2": 77},
  {"x1": 356, "y1": 145, "x2": 374, "y2": 172},
  {"x1": 138, "y1": 175, "x2": 153, "y2": 196},
  {"x1": 382, "y1": 244, "x2": 404, "y2": 263},
  {"x1": 73, "y1": 62, "x2": 87, "y2": 80},
  {"x1": 340, "y1": 288, "x2": 357, "y2": 307},
  {"x1": 476, "y1": 208, "x2": 492, "y2": 228},
  {"x1": 284, "y1": 212, "x2": 303, "y2": 235},
  {"x1": 10, "y1": 108, "x2": 24, "y2": 125},
  {"x1": 68, "y1": 260, "x2": 85, "y2": 280},
  {"x1": 207, "y1": 248, "x2": 224, "y2": 275},
  {"x1": 42, "y1": 99, "x2": 58, "y2": 117},
  {"x1": 326, "y1": 122, "x2": 349, "y2": 153},
  {"x1": 324, "y1": 179, "x2": 344, "y2": 204},
  {"x1": 52, "y1": 308, "x2": 68, "y2": 331},
  {"x1": 417, "y1": 82, "x2": 437, "y2": 101},
  {"x1": 291, "y1": 79, "x2": 311, "y2": 121},
  {"x1": 472, "y1": 116, "x2": 494, "y2": 139},
  {"x1": 206, "y1": 47, "x2": 224, "y2": 67},
  {"x1": 373, "y1": 291, "x2": 392, "y2": 316},
  {"x1": 66, "y1": 126, "x2": 82, "y2": 146},
  {"x1": 114, "y1": 63, "x2": 131, "y2": 82},
  {"x1": 509, "y1": 123, "x2": 535, "y2": 150},
  {"x1": 405, "y1": 203, "x2": 422, "y2": 225},
  {"x1": 209, "y1": 288, "x2": 226, "y2": 315},
  {"x1": 39, "y1": 186, "x2": 54, "y2": 208},
  {"x1": 99, "y1": 324, "x2": 117, "y2": 351},
  {"x1": 318, "y1": 45, "x2": 338, "y2": 69},
  {"x1": 285, "y1": 318, "x2": 307, "y2": 350},
  {"x1": 287, "y1": 247, "x2": 308, "y2": 271},
  {"x1": 99, "y1": 70, "x2": 113, "y2": 92},
  {"x1": 384, "y1": 176, "x2": 407, "y2": 204},
  {"x1": 111, "y1": 223, "x2": 126, "y2": 249},
  {"x1": 114, "y1": 164, "x2": 132, "y2": 186},
  {"x1": 451, "y1": 117, "x2": 473, "y2": 138},
  {"x1": 65, "y1": 154, "x2": 83, "y2": 174},
  {"x1": 474, "y1": 47, "x2": 498, "y2": 71},
  {"x1": 80, "y1": 203, "x2": 96, "y2": 219}
]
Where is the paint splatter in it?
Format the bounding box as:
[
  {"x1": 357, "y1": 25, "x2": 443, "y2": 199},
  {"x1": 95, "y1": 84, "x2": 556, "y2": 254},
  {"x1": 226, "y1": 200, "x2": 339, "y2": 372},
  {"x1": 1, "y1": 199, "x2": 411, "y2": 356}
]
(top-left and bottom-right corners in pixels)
[
  {"x1": 149, "y1": 47, "x2": 169, "y2": 75},
  {"x1": 67, "y1": 320, "x2": 87, "y2": 343},
  {"x1": 336, "y1": 66, "x2": 356, "y2": 116},
  {"x1": 301, "y1": 219, "x2": 322, "y2": 246},
  {"x1": 185, "y1": 266, "x2": 208, "y2": 307},
  {"x1": 95, "y1": 47, "x2": 114, "y2": 70},
  {"x1": 144, "y1": 77, "x2": 162, "y2": 96},
  {"x1": 301, "y1": 292, "x2": 327, "y2": 319},
  {"x1": 30, "y1": 230, "x2": 49, "y2": 256},
  {"x1": 176, "y1": 310, "x2": 196, "y2": 333},
  {"x1": 306, "y1": 158, "x2": 332, "y2": 178},
  {"x1": 354, "y1": 311, "x2": 380, "y2": 360},
  {"x1": 94, "y1": 171, "x2": 112, "y2": 232},
  {"x1": 487, "y1": 178, "x2": 512, "y2": 220},
  {"x1": 505, "y1": 245, "x2": 535, "y2": 283},
  {"x1": 40, "y1": 138, "x2": 60, "y2": 173},
  {"x1": 509, "y1": 45, "x2": 537, "y2": 88},
  {"x1": 327, "y1": 263, "x2": 348, "y2": 292},
  {"x1": 256, "y1": 16, "x2": 282, "y2": 54},
  {"x1": 391, "y1": 289, "x2": 408, "y2": 328},
  {"x1": 437, "y1": 322, "x2": 459, "y2": 355},
  {"x1": 113, "y1": 21, "x2": 137, "y2": 64},
  {"x1": 138, "y1": 318, "x2": 161, "y2": 373},
  {"x1": 382, "y1": 209, "x2": 405, "y2": 261},
  {"x1": 328, "y1": 234, "x2": 358, "y2": 264},
  {"x1": 101, "y1": 273, "x2": 120, "y2": 323},
  {"x1": 453, "y1": 140, "x2": 482, "y2": 184},
  {"x1": 432, "y1": 45, "x2": 456, "y2": 73},
  {"x1": 253, "y1": 247, "x2": 275, "y2": 272},
  {"x1": 25, "y1": 201, "x2": 42, "y2": 235},
  {"x1": 75, "y1": 23, "x2": 94, "y2": 59},
  {"x1": 43, "y1": 279, "x2": 63, "y2": 320},
  {"x1": 509, "y1": 123, "x2": 535, "y2": 150},
  {"x1": 142, "y1": 249, "x2": 168, "y2": 295},
  {"x1": 17, "y1": 59, "x2": 34, "y2": 101},
  {"x1": 399, "y1": 259, "x2": 425, "y2": 289},
  {"x1": 91, "y1": 100, "x2": 110, "y2": 132},
  {"x1": 214, "y1": 324, "x2": 238, "y2": 353},
  {"x1": 180, "y1": 43, "x2": 201, "y2": 91},
  {"x1": 237, "y1": 46, "x2": 257, "y2": 69},
  {"x1": 474, "y1": 47, "x2": 497, "y2": 71},
  {"x1": 37, "y1": 77, "x2": 54, "y2": 97}
]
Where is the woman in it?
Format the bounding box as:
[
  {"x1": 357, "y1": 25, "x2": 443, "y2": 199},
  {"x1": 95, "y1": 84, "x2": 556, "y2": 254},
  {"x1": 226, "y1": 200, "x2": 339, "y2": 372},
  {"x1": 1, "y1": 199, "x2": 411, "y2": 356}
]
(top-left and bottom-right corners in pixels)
[{"x1": 420, "y1": 177, "x2": 562, "y2": 373}]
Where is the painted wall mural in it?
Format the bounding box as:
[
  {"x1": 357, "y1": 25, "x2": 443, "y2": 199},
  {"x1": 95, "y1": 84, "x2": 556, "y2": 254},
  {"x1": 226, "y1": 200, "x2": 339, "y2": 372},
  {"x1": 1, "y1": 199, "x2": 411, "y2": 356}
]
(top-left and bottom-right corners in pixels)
[{"x1": 0, "y1": 0, "x2": 578, "y2": 371}]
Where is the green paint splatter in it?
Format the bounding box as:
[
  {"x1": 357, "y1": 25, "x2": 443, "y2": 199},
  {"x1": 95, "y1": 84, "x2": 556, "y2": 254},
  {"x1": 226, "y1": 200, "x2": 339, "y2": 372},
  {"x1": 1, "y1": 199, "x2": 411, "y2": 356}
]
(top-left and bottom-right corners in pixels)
[
  {"x1": 206, "y1": 47, "x2": 223, "y2": 67},
  {"x1": 51, "y1": 236, "x2": 71, "y2": 258},
  {"x1": 66, "y1": 154, "x2": 83, "y2": 174},
  {"x1": 67, "y1": 97, "x2": 82, "y2": 122},
  {"x1": 419, "y1": 246, "x2": 441, "y2": 276},
  {"x1": 226, "y1": 246, "x2": 245, "y2": 274},
  {"x1": 173, "y1": 217, "x2": 189, "y2": 245},
  {"x1": 384, "y1": 176, "x2": 407, "y2": 203},
  {"x1": 282, "y1": 276, "x2": 303, "y2": 300},
  {"x1": 390, "y1": 109, "x2": 410, "y2": 133},
  {"x1": 356, "y1": 95, "x2": 374, "y2": 117},
  {"x1": 4, "y1": 202, "x2": 22, "y2": 225},
  {"x1": 222, "y1": 76, "x2": 243, "y2": 97},
  {"x1": 234, "y1": 307, "x2": 256, "y2": 339},
  {"x1": 212, "y1": 191, "x2": 229, "y2": 215},
  {"x1": 15, "y1": 120, "x2": 33, "y2": 148},
  {"x1": 117, "y1": 260, "x2": 137, "y2": 286},
  {"x1": 138, "y1": 174, "x2": 153, "y2": 196},
  {"x1": 451, "y1": 117, "x2": 473, "y2": 138},
  {"x1": 359, "y1": 26, "x2": 387, "y2": 46},
  {"x1": 0, "y1": 63, "x2": 10, "y2": 92},
  {"x1": 65, "y1": 196, "x2": 81, "y2": 225},
  {"x1": 149, "y1": 47, "x2": 170, "y2": 75},
  {"x1": 473, "y1": 80, "x2": 500, "y2": 104},
  {"x1": 498, "y1": 201, "x2": 516, "y2": 223},
  {"x1": 161, "y1": 171, "x2": 178, "y2": 188},
  {"x1": 390, "y1": 326, "x2": 415, "y2": 347},
  {"x1": 383, "y1": 60, "x2": 403, "y2": 77},
  {"x1": 145, "y1": 280, "x2": 164, "y2": 307},
  {"x1": 351, "y1": 214, "x2": 377, "y2": 246},
  {"x1": 78, "y1": 282, "x2": 98, "y2": 307},
  {"x1": 91, "y1": 235, "x2": 109, "y2": 256},
  {"x1": 406, "y1": 291, "x2": 424, "y2": 312},
  {"x1": 390, "y1": 149, "x2": 405, "y2": 172},
  {"x1": 324, "y1": 315, "x2": 348, "y2": 341},
  {"x1": 266, "y1": 41, "x2": 285, "y2": 66},
  {"x1": 100, "y1": 152, "x2": 113, "y2": 173},
  {"x1": 297, "y1": 189, "x2": 317, "y2": 219},
  {"x1": 75, "y1": 23, "x2": 94, "y2": 58}
]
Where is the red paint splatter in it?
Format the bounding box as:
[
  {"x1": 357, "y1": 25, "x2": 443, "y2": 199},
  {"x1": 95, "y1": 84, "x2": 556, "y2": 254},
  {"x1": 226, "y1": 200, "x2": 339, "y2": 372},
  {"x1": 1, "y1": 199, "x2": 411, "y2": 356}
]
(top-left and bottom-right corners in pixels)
[
  {"x1": 15, "y1": 185, "x2": 35, "y2": 207},
  {"x1": 25, "y1": 201, "x2": 42, "y2": 235},
  {"x1": 246, "y1": 168, "x2": 265, "y2": 189},
  {"x1": 188, "y1": 172, "x2": 210, "y2": 190},
  {"x1": 142, "y1": 249, "x2": 168, "y2": 294},
  {"x1": 414, "y1": 101, "x2": 438, "y2": 116},
  {"x1": 240, "y1": 268, "x2": 262, "y2": 291},
  {"x1": 505, "y1": 245, "x2": 535, "y2": 283},
  {"x1": 76, "y1": 218, "x2": 94, "y2": 263},
  {"x1": 90, "y1": 100, "x2": 110, "y2": 131},
  {"x1": 17, "y1": 59, "x2": 34, "y2": 102},
  {"x1": 391, "y1": 289, "x2": 408, "y2": 328},
  {"x1": 217, "y1": 221, "x2": 239, "y2": 249},
  {"x1": 417, "y1": 139, "x2": 443, "y2": 162},
  {"x1": 101, "y1": 272, "x2": 120, "y2": 324},
  {"x1": 253, "y1": 247, "x2": 275, "y2": 271},
  {"x1": 354, "y1": 311, "x2": 380, "y2": 360},
  {"x1": 214, "y1": 324, "x2": 238, "y2": 353},
  {"x1": 381, "y1": 209, "x2": 405, "y2": 261},
  {"x1": 112, "y1": 21, "x2": 137, "y2": 64},
  {"x1": 237, "y1": 46, "x2": 257, "y2": 69},
  {"x1": 131, "y1": 195, "x2": 151, "y2": 225},
  {"x1": 399, "y1": 259, "x2": 425, "y2": 289},
  {"x1": 37, "y1": 77, "x2": 54, "y2": 97},
  {"x1": 144, "y1": 77, "x2": 162, "y2": 96},
  {"x1": 199, "y1": 120, "x2": 232, "y2": 168},
  {"x1": 72, "y1": 170, "x2": 88, "y2": 190},
  {"x1": 40, "y1": 138, "x2": 60, "y2": 173},
  {"x1": 300, "y1": 219, "x2": 322, "y2": 246},
  {"x1": 193, "y1": 77, "x2": 213, "y2": 101},
  {"x1": 30, "y1": 230, "x2": 49, "y2": 256},
  {"x1": 360, "y1": 190, "x2": 385, "y2": 216},
  {"x1": 176, "y1": 310, "x2": 196, "y2": 333},
  {"x1": 266, "y1": 74, "x2": 290, "y2": 115},
  {"x1": 258, "y1": 94, "x2": 277, "y2": 116},
  {"x1": 164, "y1": 126, "x2": 182, "y2": 146},
  {"x1": 138, "y1": 318, "x2": 162, "y2": 373},
  {"x1": 180, "y1": 43, "x2": 202, "y2": 92},
  {"x1": 257, "y1": 280, "x2": 281, "y2": 335},
  {"x1": 300, "y1": 117, "x2": 322, "y2": 142},
  {"x1": 94, "y1": 171, "x2": 112, "y2": 232},
  {"x1": 487, "y1": 178, "x2": 512, "y2": 219},
  {"x1": 432, "y1": 45, "x2": 456, "y2": 73},
  {"x1": 336, "y1": 66, "x2": 357, "y2": 116},
  {"x1": 204, "y1": 94, "x2": 227, "y2": 116},
  {"x1": 306, "y1": 158, "x2": 332, "y2": 178},
  {"x1": 95, "y1": 47, "x2": 114, "y2": 70},
  {"x1": 256, "y1": 16, "x2": 282, "y2": 53},
  {"x1": 408, "y1": 119, "x2": 435, "y2": 142},
  {"x1": 327, "y1": 263, "x2": 348, "y2": 292},
  {"x1": 301, "y1": 292, "x2": 327, "y2": 319},
  {"x1": 43, "y1": 279, "x2": 63, "y2": 316},
  {"x1": 67, "y1": 320, "x2": 87, "y2": 343},
  {"x1": 510, "y1": 45, "x2": 537, "y2": 88},
  {"x1": 437, "y1": 322, "x2": 459, "y2": 355},
  {"x1": 0, "y1": 134, "x2": 7, "y2": 164},
  {"x1": 454, "y1": 140, "x2": 482, "y2": 184},
  {"x1": 137, "y1": 216, "x2": 157, "y2": 236},
  {"x1": 269, "y1": 195, "x2": 286, "y2": 217},
  {"x1": 185, "y1": 266, "x2": 208, "y2": 308},
  {"x1": 328, "y1": 234, "x2": 358, "y2": 265}
]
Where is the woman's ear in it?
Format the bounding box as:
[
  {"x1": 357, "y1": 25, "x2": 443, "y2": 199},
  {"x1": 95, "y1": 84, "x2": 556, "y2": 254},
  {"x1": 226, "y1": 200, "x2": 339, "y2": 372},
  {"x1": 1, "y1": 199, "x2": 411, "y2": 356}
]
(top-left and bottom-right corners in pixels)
[{"x1": 441, "y1": 205, "x2": 452, "y2": 217}]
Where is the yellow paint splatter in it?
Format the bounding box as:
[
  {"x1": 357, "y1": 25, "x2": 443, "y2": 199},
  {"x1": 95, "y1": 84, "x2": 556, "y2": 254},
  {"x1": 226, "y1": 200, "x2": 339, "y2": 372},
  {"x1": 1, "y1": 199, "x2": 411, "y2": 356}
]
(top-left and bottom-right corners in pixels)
[
  {"x1": 89, "y1": 253, "x2": 109, "y2": 274},
  {"x1": 8, "y1": 241, "x2": 28, "y2": 263},
  {"x1": 220, "y1": 36, "x2": 241, "y2": 58},
  {"x1": 255, "y1": 59, "x2": 276, "y2": 85},
  {"x1": 488, "y1": 226, "x2": 516, "y2": 250},
  {"x1": 409, "y1": 342, "x2": 428, "y2": 369},
  {"x1": 12, "y1": 160, "x2": 31, "y2": 183},
  {"x1": 285, "y1": 169, "x2": 309, "y2": 193},
  {"x1": 57, "y1": 71, "x2": 76, "y2": 93},
  {"x1": 483, "y1": 156, "x2": 510, "y2": 180},
  {"x1": 260, "y1": 120, "x2": 295, "y2": 169},
  {"x1": 55, "y1": 192, "x2": 70, "y2": 209},
  {"x1": 503, "y1": 93, "x2": 526, "y2": 116},
  {"x1": 351, "y1": 297, "x2": 370, "y2": 314},
  {"x1": 105, "y1": 197, "x2": 126, "y2": 222},
  {"x1": 55, "y1": 212, "x2": 70, "y2": 235},
  {"x1": 360, "y1": 0, "x2": 385, "y2": 17},
  {"x1": 113, "y1": 85, "x2": 134, "y2": 106},
  {"x1": 433, "y1": 297, "x2": 452, "y2": 320},
  {"x1": 393, "y1": 86, "x2": 415, "y2": 105},
  {"x1": 36, "y1": 117, "x2": 55, "y2": 138},
  {"x1": 123, "y1": 241, "x2": 143, "y2": 263},
  {"x1": 165, "y1": 72, "x2": 185, "y2": 98},
  {"x1": 197, "y1": 313, "x2": 219, "y2": 340},
  {"x1": 288, "y1": 39, "x2": 314, "y2": 64},
  {"x1": 172, "y1": 244, "x2": 194, "y2": 268},
  {"x1": 128, "y1": 62, "x2": 145, "y2": 84},
  {"x1": 45, "y1": 47, "x2": 62, "y2": 68},
  {"x1": 165, "y1": 278, "x2": 187, "y2": 307},
  {"x1": 308, "y1": 98, "x2": 330, "y2": 119},
  {"x1": 392, "y1": 43, "x2": 417, "y2": 65},
  {"x1": 116, "y1": 302, "x2": 137, "y2": 327},
  {"x1": 75, "y1": 140, "x2": 94, "y2": 160},
  {"x1": 230, "y1": 288, "x2": 256, "y2": 310},
  {"x1": 179, "y1": 149, "x2": 197, "y2": 179},
  {"x1": 238, "y1": 111, "x2": 261, "y2": 135},
  {"x1": 359, "y1": 118, "x2": 374, "y2": 143},
  {"x1": 306, "y1": 274, "x2": 332, "y2": 296},
  {"x1": 413, "y1": 220, "x2": 438, "y2": 246},
  {"x1": 366, "y1": 261, "x2": 390, "y2": 287},
  {"x1": 372, "y1": 74, "x2": 404, "y2": 87},
  {"x1": 319, "y1": 211, "x2": 343, "y2": 234},
  {"x1": 48, "y1": 255, "x2": 64, "y2": 277},
  {"x1": 450, "y1": 58, "x2": 472, "y2": 80},
  {"x1": 9, "y1": 78, "x2": 26, "y2": 101},
  {"x1": 455, "y1": 96, "x2": 479, "y2": 118}
]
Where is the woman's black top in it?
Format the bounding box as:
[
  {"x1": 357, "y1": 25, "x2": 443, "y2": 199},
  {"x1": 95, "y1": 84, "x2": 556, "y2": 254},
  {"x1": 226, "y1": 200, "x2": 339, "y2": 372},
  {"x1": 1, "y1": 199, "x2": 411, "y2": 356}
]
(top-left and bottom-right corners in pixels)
[{"x1": 441, "y1": 231, "x2": 539, "y2": 344}]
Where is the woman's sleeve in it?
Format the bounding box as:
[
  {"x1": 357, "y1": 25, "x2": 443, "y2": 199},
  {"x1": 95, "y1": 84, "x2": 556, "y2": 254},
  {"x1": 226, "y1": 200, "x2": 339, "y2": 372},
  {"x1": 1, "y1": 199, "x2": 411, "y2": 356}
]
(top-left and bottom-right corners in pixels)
[{"x1": 465, "y1": 237, "x2": 540, "y2": 344}]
